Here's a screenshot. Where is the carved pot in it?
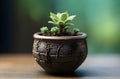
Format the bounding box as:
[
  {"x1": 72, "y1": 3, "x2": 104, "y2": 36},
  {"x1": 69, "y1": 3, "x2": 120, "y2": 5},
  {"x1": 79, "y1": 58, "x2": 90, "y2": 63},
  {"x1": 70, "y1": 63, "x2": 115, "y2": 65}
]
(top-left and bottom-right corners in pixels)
[{"x1": 32, "y1": 32, "x2": 88, "y2": 73}]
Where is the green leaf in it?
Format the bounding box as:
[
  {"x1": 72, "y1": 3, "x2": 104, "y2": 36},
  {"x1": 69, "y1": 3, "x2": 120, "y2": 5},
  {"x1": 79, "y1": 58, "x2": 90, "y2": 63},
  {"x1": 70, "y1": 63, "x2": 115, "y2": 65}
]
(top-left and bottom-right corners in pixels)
[
  {"x1": 63, "y1": 26, "x2": 69, "y2": 31},
  {"x1": 66, "y1": 23, "x2": 74, "y2": 26},
  {"x1": 40, "y1": 27, "x2": 48, "y2": 33},
  {"x1": 48, "y1": 21, "x2": 57, "y2": 25},
  {"x1": 73, "y1": 28, "x2": 80, "y2": 32},
  {"x1": 65, "y1": 19, "x2": 71, "y2": 24},
  {"x1": 67, "y1": 15, "x2": 76, "y2": 21},
  {"x1": 50, "y1": 26, "x2": 59, "y2": 33},
  {"x1": 56, "y1": 13, "x2": 61, "y2": 19},
  {"x1": 48, "y1": 21, "x2": 54, "y2": 24},
  {"x1": 50, "y1": 12, "x2": 58, "y2": 22},
  {"x1": 61, "y1": 12, "x2": 68, "y2": 21},
  {"x1": 58, "y1": 21, "x2": 64, "y2": 26}
]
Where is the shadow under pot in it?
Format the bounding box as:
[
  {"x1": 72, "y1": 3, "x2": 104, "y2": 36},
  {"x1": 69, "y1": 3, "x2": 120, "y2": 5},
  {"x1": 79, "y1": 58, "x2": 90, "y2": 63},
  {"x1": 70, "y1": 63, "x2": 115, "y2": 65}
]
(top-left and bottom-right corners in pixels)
[{"x1": 32, "y1": 32, "x2": 88, "y2": 73}]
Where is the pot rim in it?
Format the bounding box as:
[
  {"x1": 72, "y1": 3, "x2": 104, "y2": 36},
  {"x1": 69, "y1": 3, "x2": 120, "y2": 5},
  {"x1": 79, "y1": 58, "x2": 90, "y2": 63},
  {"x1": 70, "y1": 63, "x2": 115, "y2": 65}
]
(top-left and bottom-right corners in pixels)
[{"x1": 33, "y1": 32, "x2": 87, "y2": 40}]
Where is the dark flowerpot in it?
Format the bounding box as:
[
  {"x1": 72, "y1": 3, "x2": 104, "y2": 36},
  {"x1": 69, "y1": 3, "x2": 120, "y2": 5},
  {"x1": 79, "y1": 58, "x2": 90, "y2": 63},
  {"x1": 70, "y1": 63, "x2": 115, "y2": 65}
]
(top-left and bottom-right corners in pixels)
[{"x1": 32, "y1": 32, "x2": 88, "y2": 73}]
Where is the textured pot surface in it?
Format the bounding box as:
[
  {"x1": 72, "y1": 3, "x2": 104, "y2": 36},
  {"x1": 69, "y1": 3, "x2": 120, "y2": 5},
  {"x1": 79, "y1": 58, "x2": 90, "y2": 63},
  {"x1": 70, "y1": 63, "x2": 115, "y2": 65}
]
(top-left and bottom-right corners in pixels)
[{"x1": 32, "y1": 32, "x2": 88, "y2": 73}]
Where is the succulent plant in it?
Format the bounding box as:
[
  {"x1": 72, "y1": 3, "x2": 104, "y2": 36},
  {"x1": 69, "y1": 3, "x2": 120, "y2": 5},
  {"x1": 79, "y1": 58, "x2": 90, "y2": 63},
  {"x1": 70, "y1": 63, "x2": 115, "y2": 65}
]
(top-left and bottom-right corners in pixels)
[
  {"x1": 48, "y1": 12, "x2": 76, "y2": 27},
  {"x1": 40, "y1": 12, "x2": 80, "y2": 36},
  {"x1": 51, "y1": 27, "x2": 59, "y2": 33},
  {"x1": 73, "y1": 28, "x2": 80, "y2": 32},
  {"x1": 40, "y1": 26, "x2": 48, "y2": 34},
  {"x1": 73, "y1": 28, "x2": 80, "y2": 35},
  {"x1": 50, "y1": 26, "x2": 60, "y2": 35}
]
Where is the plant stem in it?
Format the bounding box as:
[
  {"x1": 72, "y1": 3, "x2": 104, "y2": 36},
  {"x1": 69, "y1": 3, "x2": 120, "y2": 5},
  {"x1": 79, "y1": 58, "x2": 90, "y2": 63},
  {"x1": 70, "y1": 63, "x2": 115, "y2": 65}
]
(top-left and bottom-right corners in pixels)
[{"x1": 58, "y1": 26, "x2": 64, "y2": 35}]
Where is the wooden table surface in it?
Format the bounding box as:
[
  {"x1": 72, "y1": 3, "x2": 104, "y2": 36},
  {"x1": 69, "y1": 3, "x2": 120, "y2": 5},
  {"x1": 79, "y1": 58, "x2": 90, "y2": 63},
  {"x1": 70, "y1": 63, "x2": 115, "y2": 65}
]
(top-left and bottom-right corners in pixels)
[{"x1": 0, "y1": 54, "x2": 120, "y2": 79}]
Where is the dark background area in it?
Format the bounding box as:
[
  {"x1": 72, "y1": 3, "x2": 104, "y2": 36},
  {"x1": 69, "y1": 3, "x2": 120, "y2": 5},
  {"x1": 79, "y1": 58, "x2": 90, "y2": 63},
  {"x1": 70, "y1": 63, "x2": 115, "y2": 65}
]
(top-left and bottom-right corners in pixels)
[
  {"x1": 0, "y1": 0, "x2": 14, "y2": 53},
  {"x1": 0, "y1": 0, "x2": 120, "y2": 54},
  {"x1": 0, "y1": 0, "x2": 56, "y2": 53}
]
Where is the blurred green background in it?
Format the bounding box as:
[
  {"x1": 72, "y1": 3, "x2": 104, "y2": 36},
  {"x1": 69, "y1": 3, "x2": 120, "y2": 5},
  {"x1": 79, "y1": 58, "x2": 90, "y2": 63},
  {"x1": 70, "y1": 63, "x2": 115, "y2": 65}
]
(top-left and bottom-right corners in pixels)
[{"x1": 0, "y1": 0, "x2": 120, "y2": 54}]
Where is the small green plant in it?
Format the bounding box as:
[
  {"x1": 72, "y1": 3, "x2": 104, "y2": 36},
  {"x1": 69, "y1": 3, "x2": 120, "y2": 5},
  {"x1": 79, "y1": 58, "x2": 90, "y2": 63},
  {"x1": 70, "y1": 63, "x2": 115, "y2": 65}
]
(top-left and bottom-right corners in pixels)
[
  {"x1": 73, "y1": 28, "x2": 80, "y2": 35},
  {"x1": 40, "y1": 12, "x2": 80, "y2": 36},
  {"x1": 50, "y1": 27, "x2": 59, "y2": 36},
  {"x1": 40, "y1": 27, "x2": 48, "y2": 33}
]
